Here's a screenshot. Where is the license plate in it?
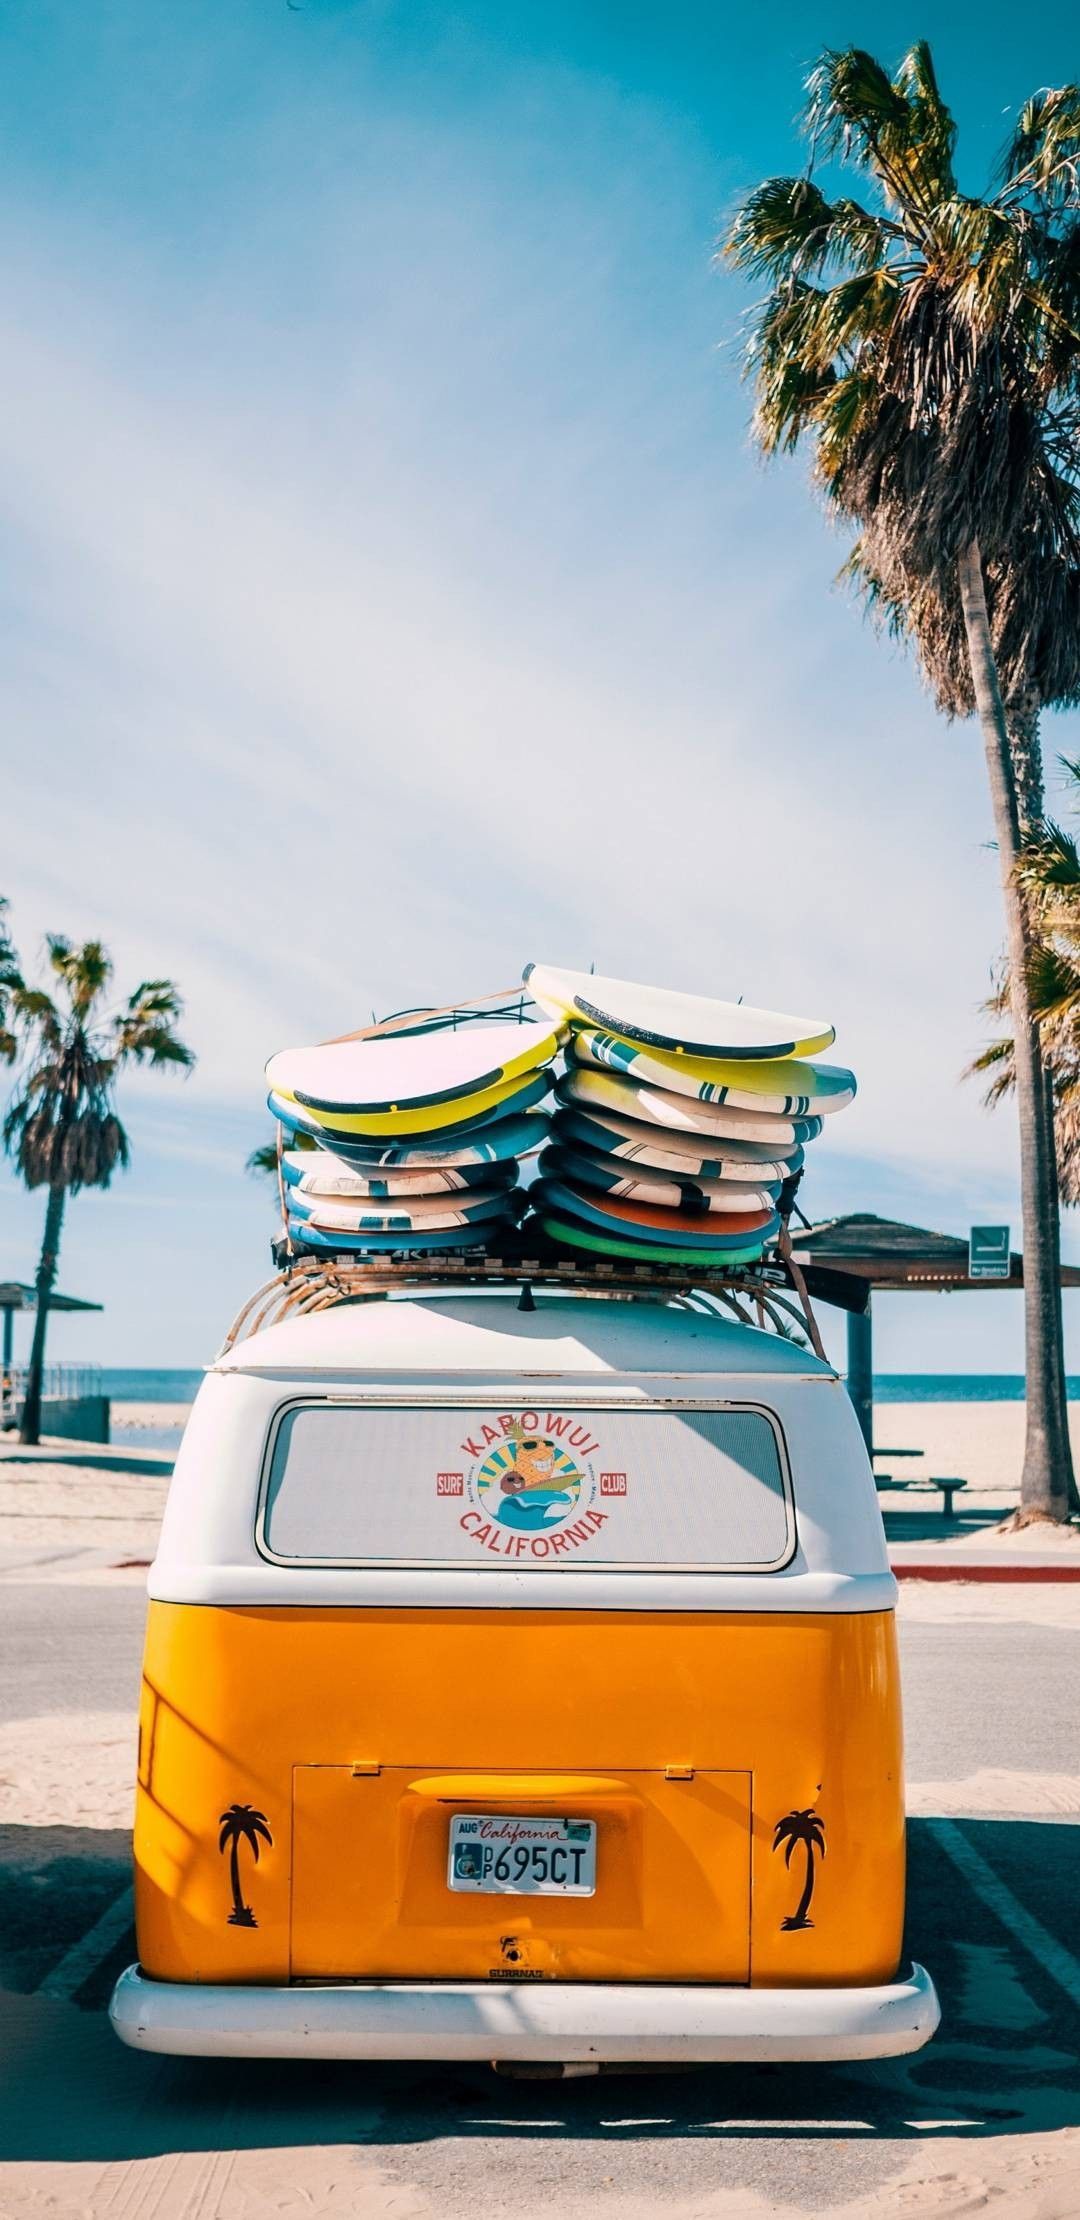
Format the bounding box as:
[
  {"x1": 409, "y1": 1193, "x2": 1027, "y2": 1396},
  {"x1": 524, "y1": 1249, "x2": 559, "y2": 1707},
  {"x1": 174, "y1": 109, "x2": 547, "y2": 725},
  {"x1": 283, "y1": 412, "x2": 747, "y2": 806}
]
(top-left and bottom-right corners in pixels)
[{"x1": 448, "y1": 1814, "x2": 597, "y2": 1895}]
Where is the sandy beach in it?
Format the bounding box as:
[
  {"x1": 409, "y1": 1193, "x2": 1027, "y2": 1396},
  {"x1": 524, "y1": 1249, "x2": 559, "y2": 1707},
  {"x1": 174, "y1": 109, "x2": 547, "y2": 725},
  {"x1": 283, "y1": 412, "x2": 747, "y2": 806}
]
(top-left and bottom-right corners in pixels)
[
  {"x1": 110, "y1": 1402, "x2": 193, "y2": 1433},
  {"x1": 875, "y1": 1398, "x2": 1080, "y2": 1495}
]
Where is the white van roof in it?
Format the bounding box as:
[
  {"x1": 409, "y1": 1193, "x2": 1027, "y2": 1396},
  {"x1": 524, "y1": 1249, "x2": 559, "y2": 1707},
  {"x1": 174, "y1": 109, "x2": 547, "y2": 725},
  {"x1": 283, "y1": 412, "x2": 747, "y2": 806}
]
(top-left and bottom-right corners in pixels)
[{"x1": 213, "y1": 1294, "x2": 837, "y2": 1382}]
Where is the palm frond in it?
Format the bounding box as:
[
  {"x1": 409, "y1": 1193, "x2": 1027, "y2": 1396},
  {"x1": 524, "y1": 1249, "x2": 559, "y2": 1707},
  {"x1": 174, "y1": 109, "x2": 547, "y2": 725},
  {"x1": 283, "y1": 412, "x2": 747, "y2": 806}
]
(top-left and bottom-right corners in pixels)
[
  {"x1": 1026, "y1": 940, "x2": 1080, "y2": 1023},
  {"x1": 1003, "y1": 87, "x2": 1080, "y2": 207},
  {"x1": 725, "y1": 176, "x2": 836, "y2": 280},
  {"x1": 892, "y1": 40, "x2": 958, "y2": 205},
  {"x1": 1016, "y1": 820, "x2": 1080, "y2": 890},
  {"x1": 3, "y1": 936, "x2": 195, "y2": 1196},
  {"x1": 112, "y1": 980, "x2": 194, "y2": 1068},
  {"x1": 805, "y1": 48, "x2": 910, "y2": 172},
  {"x1": 113, "y1": 1022, "x2": 195, "y2": 1069},
  {"x1": 47, "y1": 936, "x2": 111, "y2": 1018},
  {"x1": 10, "y1": 986, "x2": 62, "y2": 1050},
  {"x1": 725, "y1": 178, "x2": 893, "y2": 284}
]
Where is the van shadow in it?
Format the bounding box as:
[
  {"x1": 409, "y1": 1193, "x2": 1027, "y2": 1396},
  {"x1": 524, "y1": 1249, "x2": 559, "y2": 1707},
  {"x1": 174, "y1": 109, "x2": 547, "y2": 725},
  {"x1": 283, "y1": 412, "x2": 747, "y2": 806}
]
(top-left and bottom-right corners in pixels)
[{"x1": 0, "y1": 1817, "x2": 1078, "y2": 2173}]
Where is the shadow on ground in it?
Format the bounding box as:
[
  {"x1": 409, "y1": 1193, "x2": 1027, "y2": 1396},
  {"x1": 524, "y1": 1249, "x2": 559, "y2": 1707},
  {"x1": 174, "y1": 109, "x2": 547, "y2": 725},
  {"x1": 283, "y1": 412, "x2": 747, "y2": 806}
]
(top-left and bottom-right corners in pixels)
[
  {"x1": 0, "y1": 1823, "x2": 130, "y2": 1995},
  {"x1": 882, "y1": 1505, "x2": 1008, "y2": 1543},
  {"x1": 0, "y1": 1815, "x2": 1077, "y2": 2211}
]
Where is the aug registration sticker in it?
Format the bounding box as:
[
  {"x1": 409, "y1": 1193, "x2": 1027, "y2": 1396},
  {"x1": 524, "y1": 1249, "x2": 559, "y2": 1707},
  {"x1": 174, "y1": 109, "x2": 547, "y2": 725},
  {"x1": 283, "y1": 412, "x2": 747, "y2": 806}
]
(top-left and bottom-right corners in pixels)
[{"x1": 448, "y1": 1814, "x2": 597, "y2": 1896}]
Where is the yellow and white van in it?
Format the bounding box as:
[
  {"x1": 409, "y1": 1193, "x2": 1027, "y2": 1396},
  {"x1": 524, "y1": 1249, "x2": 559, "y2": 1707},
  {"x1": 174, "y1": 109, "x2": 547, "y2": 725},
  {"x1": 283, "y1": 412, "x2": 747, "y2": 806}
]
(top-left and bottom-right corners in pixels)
[{"x1": 110, "y1": 1292, "x2": 939, "y2": 2066}]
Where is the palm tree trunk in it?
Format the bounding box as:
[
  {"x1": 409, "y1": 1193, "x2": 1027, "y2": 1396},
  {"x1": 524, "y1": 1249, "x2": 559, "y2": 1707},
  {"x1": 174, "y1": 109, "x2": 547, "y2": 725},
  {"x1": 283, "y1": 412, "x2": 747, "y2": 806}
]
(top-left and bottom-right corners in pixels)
[
  {"x1": 794, "y1": 1845, "x2": 815, "y2": 1927},
  {"x1": 958, "y1": 543, "x2": 1077, "y2": 1525},
  {"x1": 19, "y1": 1184, "x2": 66, "y2": 1447},
  {"x1": 1005, "y1": 696, "x2": 1080, "y2": 1517},
  {"x1": 229, "y1": 1839, "x2": 243, "y2": 1920}
]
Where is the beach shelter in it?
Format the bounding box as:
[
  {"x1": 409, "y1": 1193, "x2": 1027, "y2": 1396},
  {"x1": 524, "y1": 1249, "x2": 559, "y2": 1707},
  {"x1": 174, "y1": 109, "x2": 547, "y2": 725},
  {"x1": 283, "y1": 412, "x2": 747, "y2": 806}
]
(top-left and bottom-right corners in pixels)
[
  {"x1": 788, "y1": 1213, "x2": 1080, "y2": 1451},
  {"x1": 0, "y1": 1282, "x2": 103, "y2": 1373}
]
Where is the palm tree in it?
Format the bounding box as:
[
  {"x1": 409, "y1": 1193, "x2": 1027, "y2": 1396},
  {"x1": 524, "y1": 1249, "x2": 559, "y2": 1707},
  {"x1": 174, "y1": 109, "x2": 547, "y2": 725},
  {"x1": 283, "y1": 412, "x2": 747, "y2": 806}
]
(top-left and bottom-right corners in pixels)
[
  {"x1": 3, "y1": 933, "x2": 194, "y2": 1445},
  {"x1": 219, "y1": 1802, "x2": 273, "y2": 1927},
  {"x1": 724, "y1": 44, "x2": 1080, "y2": 1525},
  {"x1": 773, "y1": 1806, "x2": 826, "y2": 1930}
]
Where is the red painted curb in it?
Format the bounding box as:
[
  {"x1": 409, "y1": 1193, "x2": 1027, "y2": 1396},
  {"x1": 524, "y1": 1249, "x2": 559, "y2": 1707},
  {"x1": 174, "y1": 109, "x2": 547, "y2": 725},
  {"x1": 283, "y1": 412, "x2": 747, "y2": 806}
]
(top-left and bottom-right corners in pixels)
[{"x1": 892, "y1": 1561, "x2": 1080, "y2": 1582}]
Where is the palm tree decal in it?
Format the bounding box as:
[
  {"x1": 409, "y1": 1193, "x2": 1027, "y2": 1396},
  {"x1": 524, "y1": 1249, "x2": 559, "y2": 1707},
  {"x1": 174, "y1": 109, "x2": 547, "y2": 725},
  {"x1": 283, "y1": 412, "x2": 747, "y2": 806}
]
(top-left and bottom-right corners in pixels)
[
  {"x1": 773, "y1": 1807, "x2": 826, "y2": 1931},
  {"x1": 219, "y1": 1804, "x2": 273, "y2": 1928}
]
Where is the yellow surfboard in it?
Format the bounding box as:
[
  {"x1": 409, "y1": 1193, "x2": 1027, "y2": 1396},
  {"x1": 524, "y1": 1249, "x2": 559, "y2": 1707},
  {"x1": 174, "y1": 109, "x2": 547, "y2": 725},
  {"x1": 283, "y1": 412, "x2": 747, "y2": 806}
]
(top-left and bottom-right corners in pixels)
[
  {"x1": 571, "y1": 1031, "x2": 855, "y2": 1112},
  {"x1": 273, "y1": 1067, "x2": 545, "y2": 1139}
]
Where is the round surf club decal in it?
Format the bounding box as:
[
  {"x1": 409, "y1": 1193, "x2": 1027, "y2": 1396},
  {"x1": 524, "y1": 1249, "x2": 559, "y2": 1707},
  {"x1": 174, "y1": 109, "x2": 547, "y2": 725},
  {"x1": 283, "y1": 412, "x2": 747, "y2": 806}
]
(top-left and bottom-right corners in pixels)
[{"x1": 436, "y1": 1414, "x2": 626, "y2": 1559}]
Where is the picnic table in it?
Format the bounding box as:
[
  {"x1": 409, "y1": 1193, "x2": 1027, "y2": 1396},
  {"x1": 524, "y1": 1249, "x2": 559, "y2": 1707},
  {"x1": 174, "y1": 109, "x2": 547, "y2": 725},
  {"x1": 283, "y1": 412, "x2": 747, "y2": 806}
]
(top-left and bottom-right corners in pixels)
[{"x1": 871, "y1": 1445, "x2": 967, "y2": 1519}]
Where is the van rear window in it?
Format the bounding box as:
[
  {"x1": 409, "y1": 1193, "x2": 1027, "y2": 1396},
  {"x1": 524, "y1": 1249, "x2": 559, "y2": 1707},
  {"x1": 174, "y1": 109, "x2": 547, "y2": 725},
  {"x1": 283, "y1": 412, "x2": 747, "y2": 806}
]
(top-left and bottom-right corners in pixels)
[{"x1": 259, "y1": 1403, "x2": 793, "y2": 1571}]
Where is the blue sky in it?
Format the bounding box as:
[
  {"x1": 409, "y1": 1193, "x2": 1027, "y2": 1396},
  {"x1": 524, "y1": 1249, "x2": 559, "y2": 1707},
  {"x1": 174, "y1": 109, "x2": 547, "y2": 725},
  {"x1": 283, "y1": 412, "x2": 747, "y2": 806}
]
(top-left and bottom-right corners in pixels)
[{"x1": 4, "y1": 0, "x2": 1080, "y2": 1370}]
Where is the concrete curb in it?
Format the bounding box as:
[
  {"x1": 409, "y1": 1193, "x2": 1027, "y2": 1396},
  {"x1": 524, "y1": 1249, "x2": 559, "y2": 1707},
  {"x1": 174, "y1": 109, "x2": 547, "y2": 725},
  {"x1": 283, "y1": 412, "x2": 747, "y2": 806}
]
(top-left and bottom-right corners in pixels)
[{"x1": 892, "y1": 1560, "x2": 1080, "y2": 1582}]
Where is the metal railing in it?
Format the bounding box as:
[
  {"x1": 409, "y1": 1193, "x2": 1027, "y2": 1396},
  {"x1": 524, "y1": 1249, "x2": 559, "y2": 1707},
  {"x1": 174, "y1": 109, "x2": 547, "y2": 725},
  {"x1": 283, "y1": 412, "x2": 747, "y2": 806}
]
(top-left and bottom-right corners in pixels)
[{"x1": 1, "y1": 1362, "x2": 103, "y2": 1403}]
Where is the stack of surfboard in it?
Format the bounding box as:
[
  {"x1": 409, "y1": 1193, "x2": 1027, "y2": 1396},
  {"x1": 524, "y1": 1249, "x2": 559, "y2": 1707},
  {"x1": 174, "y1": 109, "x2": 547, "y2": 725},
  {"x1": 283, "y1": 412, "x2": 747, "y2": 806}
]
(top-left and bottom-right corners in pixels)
[
  {"x1": 523, "y1": 964, "x2": 855, "y2": 1270},
  {"x1": 265, "y1": 1018, "x2": 560, "y2": 1256}
]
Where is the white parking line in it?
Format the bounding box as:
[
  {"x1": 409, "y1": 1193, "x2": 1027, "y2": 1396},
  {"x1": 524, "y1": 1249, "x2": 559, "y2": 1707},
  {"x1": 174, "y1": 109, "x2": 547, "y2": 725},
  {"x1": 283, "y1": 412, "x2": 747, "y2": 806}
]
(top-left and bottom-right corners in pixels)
[
  {"x1": 38, "y1": 1885, "x2": 134, "y2": 2002},
  {"x1": 928, "y1": 1818, "x2": 1080, "y2": 2010}
]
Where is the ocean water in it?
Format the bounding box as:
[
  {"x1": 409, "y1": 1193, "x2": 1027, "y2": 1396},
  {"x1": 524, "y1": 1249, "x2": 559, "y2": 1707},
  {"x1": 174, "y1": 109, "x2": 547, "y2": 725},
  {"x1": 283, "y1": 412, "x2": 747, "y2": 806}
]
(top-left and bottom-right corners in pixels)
[
  {"x1": 873, "y1": 1375, "x2": 1080, "y2": 1402},
  {"x1": 101, "y1": 1368, "x2": 1080, "y2": 1405},
  {"x1": 104, "y1": 1369, "x2": 204, "y2": 1403}
]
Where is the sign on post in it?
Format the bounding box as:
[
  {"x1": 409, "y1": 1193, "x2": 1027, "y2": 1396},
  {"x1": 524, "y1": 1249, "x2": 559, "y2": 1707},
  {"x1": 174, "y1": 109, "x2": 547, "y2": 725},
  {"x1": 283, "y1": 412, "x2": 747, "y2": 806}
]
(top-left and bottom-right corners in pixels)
[{"x1": 969, "y1": 1225, "x2": 1011, "y2": 1280}]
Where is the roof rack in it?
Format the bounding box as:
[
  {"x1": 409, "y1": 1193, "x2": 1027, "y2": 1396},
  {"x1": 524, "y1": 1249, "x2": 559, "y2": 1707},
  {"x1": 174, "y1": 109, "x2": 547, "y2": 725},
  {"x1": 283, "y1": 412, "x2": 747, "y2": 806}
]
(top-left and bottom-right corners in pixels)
[{"x1": 219, "y1": 1227, "x2": 828, "y2": 1361}]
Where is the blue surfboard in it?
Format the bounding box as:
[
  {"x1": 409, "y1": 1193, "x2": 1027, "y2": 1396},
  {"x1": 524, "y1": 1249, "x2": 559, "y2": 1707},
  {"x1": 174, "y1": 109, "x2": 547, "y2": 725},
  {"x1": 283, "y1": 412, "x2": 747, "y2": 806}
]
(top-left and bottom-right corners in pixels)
[{"x1": 286, "y1": 1214, "x2": 519, "y2": 1256}]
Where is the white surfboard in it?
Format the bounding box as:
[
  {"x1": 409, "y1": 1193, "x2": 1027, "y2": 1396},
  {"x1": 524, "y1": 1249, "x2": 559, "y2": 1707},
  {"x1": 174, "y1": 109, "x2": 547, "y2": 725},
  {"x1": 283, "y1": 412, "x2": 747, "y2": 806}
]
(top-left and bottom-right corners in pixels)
[
  {"x1": 288, "y1": 1186, "x2": 517, "y2": 1234},
  {"x1": 267, "y1": 1016, "x2": 561, "y2": 1118},
  {"x1": 552, "y1": 1100, "x2": 804, "y2": 1181},
  {"x1": 281, "y1": 1149, "x2": 518, "y2": 1200},
  {"x1": 524, "y1": 963, "x2": 833, "y2": 1059},
  {"x1": 559, "y1": 1063, "x2": 823, "y2": 1146}
]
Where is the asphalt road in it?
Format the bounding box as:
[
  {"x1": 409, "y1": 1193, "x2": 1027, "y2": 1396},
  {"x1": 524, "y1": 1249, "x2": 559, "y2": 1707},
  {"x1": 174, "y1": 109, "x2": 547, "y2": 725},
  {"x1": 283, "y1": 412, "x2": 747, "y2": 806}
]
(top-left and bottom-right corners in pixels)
[{"x1": 1, "y1": 1582, "x2": 1078, "y2": 2218}]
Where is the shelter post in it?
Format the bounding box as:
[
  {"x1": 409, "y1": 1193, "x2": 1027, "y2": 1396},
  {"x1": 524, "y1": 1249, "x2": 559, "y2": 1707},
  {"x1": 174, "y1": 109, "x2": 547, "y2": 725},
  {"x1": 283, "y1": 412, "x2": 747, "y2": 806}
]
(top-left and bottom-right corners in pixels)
[{"x1": 846, "y1": 1300, "x2": 874, "y2": 1454}]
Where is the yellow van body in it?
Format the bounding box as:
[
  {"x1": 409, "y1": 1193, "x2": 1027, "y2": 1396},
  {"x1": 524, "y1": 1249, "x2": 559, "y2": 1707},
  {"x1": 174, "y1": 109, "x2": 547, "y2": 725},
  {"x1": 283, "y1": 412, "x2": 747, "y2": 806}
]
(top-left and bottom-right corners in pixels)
[{"x1": 111, "y1": 1295, "x2": 938, "y2": 2064}]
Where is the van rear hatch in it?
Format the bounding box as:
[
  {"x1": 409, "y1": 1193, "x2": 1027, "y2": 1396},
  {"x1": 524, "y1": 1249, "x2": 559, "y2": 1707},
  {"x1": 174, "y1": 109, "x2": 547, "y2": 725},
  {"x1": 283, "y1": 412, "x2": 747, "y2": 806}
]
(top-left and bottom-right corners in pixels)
[{"x1": 292, "y1": 1764, "x2": 752, "y2": 1983}]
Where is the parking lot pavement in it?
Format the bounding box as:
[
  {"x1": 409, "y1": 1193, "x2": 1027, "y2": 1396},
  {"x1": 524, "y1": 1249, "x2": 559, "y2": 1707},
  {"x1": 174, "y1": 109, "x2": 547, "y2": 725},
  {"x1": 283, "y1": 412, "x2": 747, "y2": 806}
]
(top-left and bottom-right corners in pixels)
[{"x1": 0, "y1": 1582, "x2": 1077, "y2": 2217}]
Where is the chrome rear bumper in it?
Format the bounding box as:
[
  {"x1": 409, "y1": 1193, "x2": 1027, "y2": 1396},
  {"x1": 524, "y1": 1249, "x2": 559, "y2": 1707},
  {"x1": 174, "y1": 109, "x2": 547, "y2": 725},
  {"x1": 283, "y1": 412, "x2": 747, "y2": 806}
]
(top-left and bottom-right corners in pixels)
[{"x1": 111, "y1": 1963, "x2": 939, "y2": 2063}]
